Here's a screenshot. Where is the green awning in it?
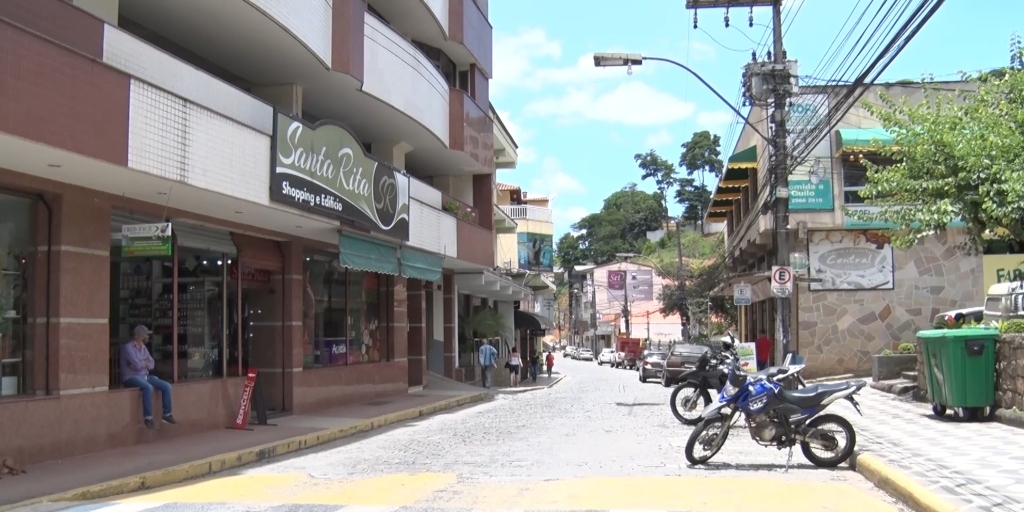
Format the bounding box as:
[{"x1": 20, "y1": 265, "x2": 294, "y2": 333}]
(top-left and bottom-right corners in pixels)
[
  {"x1": 717, "y1": 145, "x2": 757, "y2": 190},
  {"x1": 339, "y1": 233, "x2": 400, "y2": 275},
  {"x1": 727, "y1": 145, "x2": 757, "y2": 169},
  {"x1": 401, "y1": 246, "x2": 443, "y2": 282},
  {"x1": 835, "y1": 128, "x2": 895, "y2": 155}
]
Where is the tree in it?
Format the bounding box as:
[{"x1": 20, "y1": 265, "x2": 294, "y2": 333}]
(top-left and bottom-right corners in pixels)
[
  {"x1": 676, "y1": 131, "x2": 725, "y2": 231},
  {"x1": 634, "y1": 150, "x2": 678, "y2": 223},
  {"x1": 553, "y1": 186, "x2": 665, "y2": 268},
  {"x1": 658, "y1": 244, "x2": 735, "y2": 336},
  {"x1": 850, "y1": 55, "x2": 1024, "y2": 252}
]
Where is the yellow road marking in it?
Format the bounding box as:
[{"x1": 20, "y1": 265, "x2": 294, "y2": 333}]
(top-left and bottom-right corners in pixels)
[{"x1": 112, "y1": 473, "x2": 899, "y2": 511}]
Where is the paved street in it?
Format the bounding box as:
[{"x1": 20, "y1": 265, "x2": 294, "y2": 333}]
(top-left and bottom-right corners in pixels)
[{"x1": 27, "y1": 360, "x2": 907, "y2": 512}]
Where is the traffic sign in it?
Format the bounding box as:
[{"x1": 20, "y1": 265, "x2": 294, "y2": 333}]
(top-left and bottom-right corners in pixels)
[
  {"x1": 771, "y1": 266, "x2": 794, "y2": 298},
  {"x1": 733, "y1": 283, "x2": 752, "y2": 306}
]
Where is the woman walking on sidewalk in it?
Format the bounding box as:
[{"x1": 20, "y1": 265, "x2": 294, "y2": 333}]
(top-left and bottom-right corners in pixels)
[
  {"x1": 507, "y1": 348, "x2": 522, "y2": 387},
  {"x1": 545, "y1": 351, "x2": 555, "y2": 377}
]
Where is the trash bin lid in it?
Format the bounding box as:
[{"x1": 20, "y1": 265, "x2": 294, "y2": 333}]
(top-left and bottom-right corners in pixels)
[{"x1": 917, "y1": 327, "x2": 999, "y2": 339}]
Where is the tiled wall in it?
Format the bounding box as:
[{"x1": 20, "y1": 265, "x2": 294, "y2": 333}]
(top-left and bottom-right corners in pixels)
[
  {"x1": 103, "y1": 25, "x2": 273, "y2": 134},
  {"x1": 127, "y1": 80, "x2": 272, "y2": 204}
]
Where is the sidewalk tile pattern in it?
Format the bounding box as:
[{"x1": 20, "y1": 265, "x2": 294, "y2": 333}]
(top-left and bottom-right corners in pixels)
[{"x1": 843, "y1": 386, "x2": 1024, "y2": 512}]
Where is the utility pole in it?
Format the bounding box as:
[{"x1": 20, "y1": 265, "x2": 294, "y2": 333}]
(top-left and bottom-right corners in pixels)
[
  {"x1": 674, "y1": 219, "x2": 688, "y2": 341},
  {"x1": 686, "y1": 0, "x2": 794, "y2": 357}
]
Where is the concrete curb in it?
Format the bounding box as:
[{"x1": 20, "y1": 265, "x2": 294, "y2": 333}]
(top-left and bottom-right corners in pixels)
[
  {"x1": 0, "y1": 392, "x2": 489, "y2": 511},
  {"x1": 994, "y1": 408, "x2": 1024, "y2": 430},
  {"x1": 851, "y1": 450, "x2": 960, "y2": 512},
  {"x1": 495, "y1": 375, "x2": 567, "y2": 394}
]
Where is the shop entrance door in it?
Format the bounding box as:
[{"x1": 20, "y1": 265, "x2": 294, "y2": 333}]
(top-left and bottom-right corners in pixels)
[{"x1": 228, "y1": 267, "x2": 285, "y2": 414}]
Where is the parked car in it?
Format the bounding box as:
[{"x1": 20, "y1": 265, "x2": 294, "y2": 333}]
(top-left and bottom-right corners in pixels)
[
  {"x1": 638, "y1": 351, "x2": 667, "y2": 383},
  {"x1": 577, "y1": 348, "x2": 594, "y2": 361},
  {"x1": 660, "y1": 343, "x2": 711, "y2": 387},
  {"x1": 597, "y1": 348, "x2": 616, "y2": 365},
  {"x1": 564, "y1": 346, "x2": 576, "y2": 358}
]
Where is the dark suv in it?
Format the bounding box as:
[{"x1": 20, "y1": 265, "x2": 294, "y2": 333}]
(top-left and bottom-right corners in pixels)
[{"x1": 660, "y1": 343, "x2": 711, "y2": 387}]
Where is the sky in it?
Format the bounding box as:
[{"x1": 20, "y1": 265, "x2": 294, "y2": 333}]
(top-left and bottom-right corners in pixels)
[{"x1": 488, "y1": 0, "x2": 1020, "y2": 241}]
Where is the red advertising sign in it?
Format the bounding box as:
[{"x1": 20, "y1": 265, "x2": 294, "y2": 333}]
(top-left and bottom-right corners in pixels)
[
  {"x1": 229, "y1": 264, "x2": 272, "y2": 283},
  {"x1": 607, "y1": 270, "x2": 626, "y2": 290},
  {"x1": 232, "y1": 368, "x2": 258, "y2": 430}
]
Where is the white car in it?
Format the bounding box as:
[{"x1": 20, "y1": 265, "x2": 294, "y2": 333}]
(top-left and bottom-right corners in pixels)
[
  {"x1": 577, "y1": 349, "x2": 594, "y2": 361},
  {"x1": 597, "y1": 348, "x2": 616, "y2": 365}
]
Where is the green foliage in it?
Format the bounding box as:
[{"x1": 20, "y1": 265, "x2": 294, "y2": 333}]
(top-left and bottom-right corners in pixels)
[
  {"x1": 675, "y1": 131, "x2": 724, "y2": 230},
  {"x1": 880, "y1": 349, "x2": 894, "y2": 356},
  {"x1": 658, "y1": 242, "x2": 736, "y2": 330},
  {"x1": 554, "y1": 185, "x2": 665, "y2": 267},
  {"x1": 458, "y1": 307, "x2": 508, "y2": 352},
  {"x1": 897, "y1": 343, "x2": 916, "y2": 355},
  {"x1": 848, "y1": 59, "x2": 1024, "y2": 252},
  {"x1": 634, "y1": 150, "x2": 677, "y2": 219},
  {"x1": 999, "y1": 319, "x2": 1024, "y2": 334}
]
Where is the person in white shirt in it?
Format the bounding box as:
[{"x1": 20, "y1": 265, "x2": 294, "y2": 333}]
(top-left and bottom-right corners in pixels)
[{"x1": 508, "y1": 347, "x2": 522, "y2": 387}]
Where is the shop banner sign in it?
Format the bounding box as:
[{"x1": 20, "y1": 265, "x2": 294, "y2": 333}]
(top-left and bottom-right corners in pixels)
[
  {"x1": 786, "y1": 94, "x2": 834, "y2": 211},
  {"x1": 121, "y1": 223, "x2": 172, "y2": 257},
  {"x1": 270, "y1": 113, "x2": 411, "y2": 240},
  {"x1": 231, "y1": 368, "x2": 258, "y2": 430},
  {"x1": 736, "y1": 342, "x2": 758, "y2": 374},
  {"x1": 808, "y1": 230, "x2": 894, "y2": 290},
  {"x1": 517, "y1": 232, "x2": 554, "y2": 271}
]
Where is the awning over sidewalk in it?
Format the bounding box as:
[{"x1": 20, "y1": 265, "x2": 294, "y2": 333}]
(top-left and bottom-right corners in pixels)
[
  {"x1": 400, "y1": 246, "x2": 443, "y2": 282},
  {"x1": 515, "y1": 310, "x2": 554, "y2": 332},
  {"x1": 835, "y1": 128, "x2": 895, "y2": 156},
  {"x1": 711, "y1": 271, "x2": 770, "y2": 297},
  {"x1": 340, "y1": 233, "x2": 400, "y2": 275}
]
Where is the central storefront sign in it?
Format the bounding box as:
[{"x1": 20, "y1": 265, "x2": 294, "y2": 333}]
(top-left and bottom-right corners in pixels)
[{"x1": 270, "y1": 113, "x2": 411, "y2": 240}]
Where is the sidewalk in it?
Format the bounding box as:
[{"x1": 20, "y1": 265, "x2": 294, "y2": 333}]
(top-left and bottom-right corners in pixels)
[
  {"x1": 0, "y1": 375, "x2": 488, "y2": 510},
  {"x1": 495, "y1": 371, "x2": 566, "y2": 394},
  {"x1": 841, "y1": 386, "x2": 1024, "y2": 512}
]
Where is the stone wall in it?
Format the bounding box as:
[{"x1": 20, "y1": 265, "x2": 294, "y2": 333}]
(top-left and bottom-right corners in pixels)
[
  {"x1": 798, "y1": 230, "x2": 982, "y2": 378},
  {"x1": 996, "y1": 334, "x2": 1024, "y2": 410}
]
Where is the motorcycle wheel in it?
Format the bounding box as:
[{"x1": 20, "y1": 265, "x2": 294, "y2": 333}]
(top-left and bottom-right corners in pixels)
[
  {"x1": 800, "y1": 413, "x2": 857, "y2": 468},
  {"x1": 684, "y1": 416, "x2": 729, "y2": 465},
  {"x1": 670, "y1": 382, "x2": 712, "y2": 425}
]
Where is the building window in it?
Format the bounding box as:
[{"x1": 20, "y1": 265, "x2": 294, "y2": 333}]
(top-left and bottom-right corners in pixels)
[
  {"x1": 110, "y1": 255, "x2": 175, "y2": 386},
  {"x1": 842, "y1": 161, "x2": 867, "y2": 205},
  {"x1": 303, "y1": 255, "x2": 391, "y2": 368},
  {"x1": 175, "y1": 249, "x2": 227, "y2": 381},
  {"x1": 0, "y1": 193, "x2": 35, "y2": 397}
]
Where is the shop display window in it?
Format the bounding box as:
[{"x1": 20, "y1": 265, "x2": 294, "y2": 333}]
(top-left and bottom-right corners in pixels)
[
  {"x1": 109, "y1": 242, "x2": 235, "y2": 386},
  {"x1": 175, "y1": 249, "x2": 227, "y2": 381},
  {"x1": 0, "y1": 193, "x2": 34, "y2": 397},
  {"x1": 303, "y1": 254, "x2": 390, "y2": 368}
]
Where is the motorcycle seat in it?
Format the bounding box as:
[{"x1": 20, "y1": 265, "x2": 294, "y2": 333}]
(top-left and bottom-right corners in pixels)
[
  {"x1": 777, "y1": 381, "x2": 854, "y2": 408},
  {"x1": 754, "y1": 366, "x2": 787, "y2": 378}
]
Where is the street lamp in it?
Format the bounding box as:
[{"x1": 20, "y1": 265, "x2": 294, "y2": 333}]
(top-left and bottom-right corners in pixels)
[{"x1": 593, "y1": 53, "x2": 770, "y2": 143}]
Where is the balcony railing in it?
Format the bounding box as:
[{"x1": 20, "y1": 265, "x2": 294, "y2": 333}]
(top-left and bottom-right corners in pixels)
[
  {"x1": 499, "y1": 205, "x2": 552, "y2": 223},
  {"x1": 442, "y1": 193, "x2": 482, "y2": 227}
]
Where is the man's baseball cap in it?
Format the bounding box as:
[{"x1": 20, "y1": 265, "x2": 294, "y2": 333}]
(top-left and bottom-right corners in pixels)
[{"x1": 134, "y1": 325, "x2": 153, "y2": 336}]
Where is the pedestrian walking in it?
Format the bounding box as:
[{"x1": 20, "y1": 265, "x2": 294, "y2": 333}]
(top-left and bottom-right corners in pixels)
[
  {"x1": 755, "y1": 329, "x2": 773, "y2": 371},
  {"x1": 529, "y1": 350, "x2": 540, "y2": 383},
  {"x1": 478, "y1": 339, "x2": 498, "y2": 389},
  {"x1": 507, "y1": 348, "x2": 522, "y2": 387},
  {"x1": 545, "y1": 350, "x2": 555, "y2": 377}
]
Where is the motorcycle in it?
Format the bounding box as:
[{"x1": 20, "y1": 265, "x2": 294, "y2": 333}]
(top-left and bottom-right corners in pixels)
[
  {"x1": 670, "y1": 344, "x2": 808, "y2": 425},
  {"x1": 683, "y1": 334, "x2": 866, "y2": 469}
]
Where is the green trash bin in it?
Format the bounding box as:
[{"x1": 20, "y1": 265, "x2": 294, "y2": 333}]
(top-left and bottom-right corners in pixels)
[{"x1": 917, "y1": 328, "x2": 998, "y2": 422}]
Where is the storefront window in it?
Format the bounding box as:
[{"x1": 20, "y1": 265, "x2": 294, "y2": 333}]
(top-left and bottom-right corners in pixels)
[
  {"x1": 175, "y1": 249, "x2": 227, "y2": 381},
  {"x1": 302, "y1": 254, "x2": 390, "y2": 368},
  {"x1": 0, "y1": 194, "x2": 34, "y2": 397},
  {"x1": 109, "y1": 256, "x2": 174, "y2": 386}
]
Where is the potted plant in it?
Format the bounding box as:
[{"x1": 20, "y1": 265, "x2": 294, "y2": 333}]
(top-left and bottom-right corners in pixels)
[
  {"x1": 442, "y1": 200, "x2": 461, "y2": 217},
  {"x1": 872, "y1": 342, "x2": 917, "y2": 381}
]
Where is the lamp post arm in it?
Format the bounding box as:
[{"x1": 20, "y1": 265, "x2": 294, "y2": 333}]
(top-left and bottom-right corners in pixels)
[{"x1": 641, "y1": 56, "x2": 770, "y2": 143}]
